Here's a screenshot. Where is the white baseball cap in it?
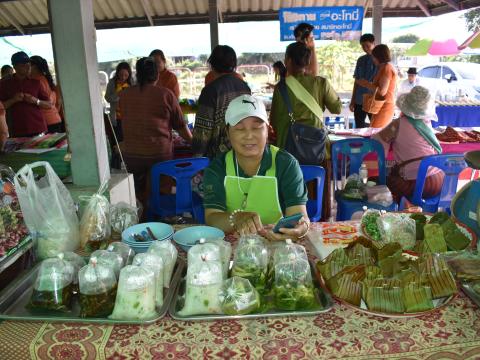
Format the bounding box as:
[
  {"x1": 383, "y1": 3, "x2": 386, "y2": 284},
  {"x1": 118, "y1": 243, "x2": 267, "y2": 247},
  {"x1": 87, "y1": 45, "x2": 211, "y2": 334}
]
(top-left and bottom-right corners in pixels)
[{"x1": 225, "y1": 94, "x2": 269, "y2": 127}]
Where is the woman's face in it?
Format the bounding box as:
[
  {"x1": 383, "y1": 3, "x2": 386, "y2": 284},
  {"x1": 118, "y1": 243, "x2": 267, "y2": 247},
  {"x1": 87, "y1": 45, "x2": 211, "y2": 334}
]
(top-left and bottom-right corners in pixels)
[
  {"x1": 153, "y1": 55, "x2": 166, "y2": 72},
  {"x1": 117, "y1": 69, "x2": 129, "y2": 82},
  {"x1": 228, "y1": 117, "x2": 268, "y2": 159}
]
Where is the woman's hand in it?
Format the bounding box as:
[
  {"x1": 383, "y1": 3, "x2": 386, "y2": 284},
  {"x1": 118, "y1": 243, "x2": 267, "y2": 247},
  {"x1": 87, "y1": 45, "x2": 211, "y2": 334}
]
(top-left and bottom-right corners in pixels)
[
  {"x1": 264, "y1": 217, "x2": 310, "y2": 242},
  {"x1": 232, "y1": 211, "x2": 265, "y2": 236}
]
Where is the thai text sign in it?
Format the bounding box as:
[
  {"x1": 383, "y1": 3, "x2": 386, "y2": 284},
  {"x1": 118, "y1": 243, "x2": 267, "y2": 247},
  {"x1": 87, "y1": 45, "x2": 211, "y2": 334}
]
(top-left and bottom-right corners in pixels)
[{"x1": 279, "y1": 7, "x2": 364, "y2": 41}]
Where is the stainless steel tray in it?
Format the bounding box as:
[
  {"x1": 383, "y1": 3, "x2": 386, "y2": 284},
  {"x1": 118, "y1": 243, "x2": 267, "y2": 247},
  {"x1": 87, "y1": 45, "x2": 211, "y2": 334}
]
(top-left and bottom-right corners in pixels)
[
  {"x1": 461, "y1": 282, "x2": 480, "y2": 307},
  {"x1": 0, "y1": 257, "x2": 185, "y2": 325},
  {"x1": 169, "y1": 261, "x2": 334, "y2": 321}
]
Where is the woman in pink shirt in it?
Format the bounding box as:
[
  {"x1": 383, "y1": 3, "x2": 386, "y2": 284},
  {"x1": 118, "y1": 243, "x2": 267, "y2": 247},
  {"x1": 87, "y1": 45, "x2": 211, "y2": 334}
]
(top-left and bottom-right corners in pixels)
[{"x1": 373, "y1": 86, "x2": 444, "y2": 202}]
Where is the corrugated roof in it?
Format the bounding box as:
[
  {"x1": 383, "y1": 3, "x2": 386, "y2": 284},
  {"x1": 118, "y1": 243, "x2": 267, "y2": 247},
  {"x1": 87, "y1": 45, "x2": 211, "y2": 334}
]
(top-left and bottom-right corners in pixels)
[{"x1": 0, "y1": 0, "x2": 479, "y2": 36}]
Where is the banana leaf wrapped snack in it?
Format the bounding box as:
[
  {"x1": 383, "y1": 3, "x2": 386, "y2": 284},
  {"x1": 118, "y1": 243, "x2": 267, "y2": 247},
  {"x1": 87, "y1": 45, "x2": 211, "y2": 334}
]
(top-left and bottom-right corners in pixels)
[
  {"x1": 429, "y1": 212, "x2": 470, "y2": 251},
  {"x1": 420, "y1": 254, "x2": 457, "y2": 299}
]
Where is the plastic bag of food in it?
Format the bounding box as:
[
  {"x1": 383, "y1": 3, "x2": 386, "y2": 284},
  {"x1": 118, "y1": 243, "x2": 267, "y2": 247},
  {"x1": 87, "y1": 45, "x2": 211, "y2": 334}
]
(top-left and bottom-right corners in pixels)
[
  {"x1": 273, "y1": 239, "x2": 308, "y2": 265},
  {"x1": 29, "y1": 255, "x2": 75, "y2": 312},
  {"x1": 110, "y1": 202, "x2": 138, "y2": 240},
  {"x1": 132, "y1": 253, "x2": 164, "y2": 307},
  {"x1": 107, "y1": 242, "x2": 135, "y2": 266},
  {"x1": 361, "y1": 209, "x2": 382, "y2": 242},
  {"x1": 339, "y1": 174, "x2": 366, "y2": 200},
  {"x1": 444, "y1": 251, "x2": 480, "y2": 281},
  {"x1": 377, "y1": 214, "x2": 416, "y2": 250},
  {"x1": 148, "y1": 240, "x2": 177, "y2": 287},
  {"x1": 274, "y1": 255, "x2": 316, "y2": 311},
  {"x1": 78, "y1": 258, "x2": 117, "y2": 317},
  {"x1": 109, "y1": 265, "x2": 157, "y2": 320},
  {"x1": 205, "y1": 238, "x2": 232, "y2": 279},
  {"x1": 231, "y1": 235, "x2": 269, "y2": 293},
  {"x1": 61, "y1": 251, "x2": 86, "y2": 293},
  {"x1": 218, "y1": 276, "x2": 260, "y2": 315},
  {"x1": 179, "y1": 258, "x2": 223, "y2": 316},
  {"x1": 79, "y1": 194, "x2": 111, "y2": 254},
  {"x1": 90, "y1": 250, "x2": 123, "y2": 279},
  {"x1": 14, "y1": 162, "x2": 80, "y2": 260}
]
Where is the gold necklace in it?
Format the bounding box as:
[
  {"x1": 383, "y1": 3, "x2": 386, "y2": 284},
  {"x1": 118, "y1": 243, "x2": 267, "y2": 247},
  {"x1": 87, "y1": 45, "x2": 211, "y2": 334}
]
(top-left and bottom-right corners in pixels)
[{"x1": 235, "y1": 154, "x2": 261, "y2": 210}]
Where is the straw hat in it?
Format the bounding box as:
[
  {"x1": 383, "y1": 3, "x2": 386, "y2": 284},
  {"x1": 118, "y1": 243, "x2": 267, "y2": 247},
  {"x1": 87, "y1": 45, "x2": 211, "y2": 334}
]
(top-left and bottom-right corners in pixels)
[{"x1": 396, "y1": 85, "x2": 436, "y2": 120}]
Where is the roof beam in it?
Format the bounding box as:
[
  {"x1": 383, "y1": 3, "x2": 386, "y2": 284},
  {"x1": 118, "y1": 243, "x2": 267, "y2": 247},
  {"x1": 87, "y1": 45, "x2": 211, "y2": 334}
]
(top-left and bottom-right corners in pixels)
[
  {"x1": 415, "y1": 0, "x2": 432, "y2": 16},
  {"x1": 139, "y1": 0, "x2": 154, "y2": 26},
  {"x1": 441, "y1": 0, "x2": 460, "y2": 10},
  {"x1": 0, "y1": 4, "x2": 24, "y2": 34}
]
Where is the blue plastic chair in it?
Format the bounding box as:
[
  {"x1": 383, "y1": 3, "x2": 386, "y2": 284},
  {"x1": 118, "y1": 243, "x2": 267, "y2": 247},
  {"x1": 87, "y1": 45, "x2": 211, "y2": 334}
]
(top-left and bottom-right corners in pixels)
[
  {"x1": 300, "y1": 165, "x2": 326, "y2": 222},
  {"x1": 332, "y1": 138, "x2": 397, "y2": 220},
  {"x1": 399, "y1": 153, "x2": 467, "y2": 214},
  {"x1": 147, "y1": 157, "x2": 210, "y2": 223}
]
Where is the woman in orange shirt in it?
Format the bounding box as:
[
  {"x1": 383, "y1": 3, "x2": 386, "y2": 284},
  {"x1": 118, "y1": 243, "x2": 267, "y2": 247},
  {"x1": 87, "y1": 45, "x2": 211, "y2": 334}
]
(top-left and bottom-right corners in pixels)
[
  {"x1": 149, "y1": 49, "x2": 180, "y2": 98},
  {"x1": 29, "y1": 56, "x2": 62, "y2": 133},
  {"x1": 355, "y1": 44, "x2": 397, "y2": 128}
]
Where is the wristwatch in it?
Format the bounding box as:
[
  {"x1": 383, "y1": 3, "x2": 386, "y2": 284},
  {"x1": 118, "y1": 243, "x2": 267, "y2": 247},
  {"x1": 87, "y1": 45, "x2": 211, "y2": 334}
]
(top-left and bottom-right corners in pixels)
[{"x1": 36, "y1": 99, "x2": 40, "y2": 106}]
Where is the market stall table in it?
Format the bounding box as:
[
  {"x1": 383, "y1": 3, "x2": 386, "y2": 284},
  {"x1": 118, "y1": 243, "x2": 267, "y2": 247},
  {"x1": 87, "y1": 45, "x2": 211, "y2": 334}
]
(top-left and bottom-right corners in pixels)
[
  {"x1": 2, "y1": 222, "x2": 480, "y2": 359},
  {"x1": 435, "y1": 104, "x2": 480, "y2": 128}
]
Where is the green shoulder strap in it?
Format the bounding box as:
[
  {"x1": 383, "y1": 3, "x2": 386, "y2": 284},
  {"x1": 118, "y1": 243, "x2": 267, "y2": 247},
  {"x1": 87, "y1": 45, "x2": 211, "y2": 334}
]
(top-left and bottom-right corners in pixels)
[{"x1": 286, "y1": 75, "x2": 323, "y2": 120}]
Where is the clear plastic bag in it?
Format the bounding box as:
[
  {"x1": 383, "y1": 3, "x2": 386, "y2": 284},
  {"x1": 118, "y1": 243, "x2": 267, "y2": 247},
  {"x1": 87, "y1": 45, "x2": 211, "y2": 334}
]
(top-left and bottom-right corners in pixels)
[
  {"x1": 179, "y1": 258, "x2": 223, "y2": 316},
  {"x1": 132, "y1": 253, "x2": 164, "y2": 307},
  {"x1": 109, "y1": 265, "x2": 157, "y2": 320},
  {"x1": 78, "y1": 258, "x2": 117, "y2": 317},
  {"x1": 274, "y1": 256, "x2": 316, "y2": 311},
  {"x1": 204, "y1": 238, "x2": 232, "y2": 279},
  {"x1": 366, "y1": 185, "x2": 393, "y2": 207},
  {"x1": 273, "y1": 239, "x2": 308, "y2": 265},
  {"x1": 90, "y1": 250, "x2": 123, "y2": 279},
  {"x1": 231, "y1": 235, "x2": 269, "y2": 293},
  {"x1": 29, "y1": 255, "x2": 75, "y2": 312},
  {"x1": 110, "y1": 202, "x2": 138, "y2": 240},
  {"x1": 14, "y1": 162, "x2": 80, "y2": 260},
  {"x1": 148, "y1": 240, "x2": 178, "y2": 287},
  {"x1": 79, "y1": 194, "x2": 111, "y2": 253},
  {"x1": 218, "y1": 276, "x2": 260, "y2": 315},
  {"x1": 187, "y1": 242, "x2": 221, "y2": 264},
  {"x1": 340, "y1": 174, "x2": 366, "y2": 200},
  {"x1": 61, "y1": 251, "x2": 86, "y2": 292},
  {"x1": 377, "y1": 214, "x2": 416, "y2": 250},
  {"x1": 361, "y1": 209, "x2": 382, "y2": 242},
  {"x1": 107, "y1": 242, "x2": 135, "y2": 266}
]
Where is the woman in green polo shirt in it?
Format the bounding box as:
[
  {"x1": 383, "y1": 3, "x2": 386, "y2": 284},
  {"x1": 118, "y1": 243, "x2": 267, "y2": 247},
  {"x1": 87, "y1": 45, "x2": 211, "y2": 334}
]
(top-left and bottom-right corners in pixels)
[{"x1": 203, "y1": 94, "x2": 310, "y2": 241}]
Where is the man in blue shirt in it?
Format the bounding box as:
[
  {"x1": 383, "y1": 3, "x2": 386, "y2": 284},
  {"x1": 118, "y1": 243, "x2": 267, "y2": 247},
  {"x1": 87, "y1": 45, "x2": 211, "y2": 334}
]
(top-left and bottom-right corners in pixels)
[{"x1": 349, "y1": 34, "x2": 377, "y2": 128}]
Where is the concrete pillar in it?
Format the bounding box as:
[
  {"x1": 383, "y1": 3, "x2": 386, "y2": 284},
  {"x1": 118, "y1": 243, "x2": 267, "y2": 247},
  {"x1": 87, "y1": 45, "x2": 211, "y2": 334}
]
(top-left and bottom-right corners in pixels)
[
  {"x1": 209, "y1": 0, "x2": 219, "y2": 51},
  {"x1": 372, "y1": 0, "x2": 383, "y2": 44},
  {"x1": 48, "y1": 0, "x2": 110, "y2": 186}
]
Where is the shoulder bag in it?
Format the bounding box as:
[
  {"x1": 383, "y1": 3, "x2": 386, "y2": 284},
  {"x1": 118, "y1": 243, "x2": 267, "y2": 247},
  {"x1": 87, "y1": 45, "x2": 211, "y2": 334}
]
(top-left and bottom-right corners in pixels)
[{"x1": 362, "y1": 87, "x2": 385, "y2": 115}]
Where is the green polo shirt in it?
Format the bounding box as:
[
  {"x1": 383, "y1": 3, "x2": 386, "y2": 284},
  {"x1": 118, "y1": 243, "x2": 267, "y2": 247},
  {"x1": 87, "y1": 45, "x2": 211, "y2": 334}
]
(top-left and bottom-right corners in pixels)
[{"x1": 203, "y1": 145, "x2": 308, "y2": 212}]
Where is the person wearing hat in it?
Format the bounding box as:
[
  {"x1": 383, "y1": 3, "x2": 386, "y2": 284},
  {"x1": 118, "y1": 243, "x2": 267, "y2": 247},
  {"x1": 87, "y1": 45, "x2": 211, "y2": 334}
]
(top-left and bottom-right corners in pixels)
[
  {"x1": 398, "y1": 67, "x2": 420, "y2": 95},
  {"x1": 373, "y1": 86, "x2": 444, "y2": 202},
  {"x1": 203, "y1": 94, "x2": 310, "y2": 241},
  {"x1": 0, "y1": 51, "x2": 50, "y2": 137}
]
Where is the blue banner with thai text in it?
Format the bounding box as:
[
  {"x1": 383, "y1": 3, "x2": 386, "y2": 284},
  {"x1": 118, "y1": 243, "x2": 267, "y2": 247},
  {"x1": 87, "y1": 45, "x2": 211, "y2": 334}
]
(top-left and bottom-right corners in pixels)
[{"x1": 279, "y1": 7, "x2": 364, "y2": 41}]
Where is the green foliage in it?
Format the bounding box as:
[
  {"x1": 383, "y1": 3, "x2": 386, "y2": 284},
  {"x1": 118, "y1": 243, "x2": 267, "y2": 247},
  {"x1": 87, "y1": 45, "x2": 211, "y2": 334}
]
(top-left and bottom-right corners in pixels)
[
  {"x1": 237, "y1": 53, "x2": 284, "y2": 65},
  {"x1": 464, "y1": 8, "x2": 480, "y2": 32},
  {"x1": 391, "y1": 34, "x2": 420, "y2": 43}
]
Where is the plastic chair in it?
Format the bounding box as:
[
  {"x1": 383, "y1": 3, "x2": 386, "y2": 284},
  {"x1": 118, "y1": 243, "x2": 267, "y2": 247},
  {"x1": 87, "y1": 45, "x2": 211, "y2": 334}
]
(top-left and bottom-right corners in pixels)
[
  {"x1": 399, "y1": 153, "x2": 467, "y2": 214},
  {"x1": 147, "y1": 157, "x2": 210, "y2": 223},
  {"x1": 300, "y1": 165, "x2": 326, "y2": 222},
  {"x1": 331, "y1": 138, "x2": 397, "y2": 221}
]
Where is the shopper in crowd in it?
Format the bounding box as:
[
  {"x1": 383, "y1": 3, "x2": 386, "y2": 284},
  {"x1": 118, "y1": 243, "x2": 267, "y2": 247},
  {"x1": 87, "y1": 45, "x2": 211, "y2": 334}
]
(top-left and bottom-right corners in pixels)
[
  {"x1": 192, "y1": 45, "x2": 251, "y2": 159},
  {"x1": 0, "y1": 102, "x2": 9, "y2": 151},
  {"x1": 270, "y1": 41, "x2": 341, "y2": 149},
  {"x1": 266, "y1": 61, "x2": 287, "y2": 89},
  {"x1": 373, "y1": 86, "x2": 444, "y2": 202},
  {"x1": 1, "y1": 65, "x2": 13, "y2": 80},
  {"x1": 398, "y1": 67, "x2": 421, "y2": 96},
  {"x1": 294, "y1": 22, "x2": 318, "y2": 76},
  {"x1": 149, "y1": 49, "x2": 180, "y2": 98},
  {"x1": 349, "y1": 33, "x2": 377, "y2": 128},
  {"x1": 203, "y1": 94, "x2": 309, "y2": 241},
  {"x1": 29, "y1": 55, "x2": 63, "y2": 133},
  {"x1": 119, "y1": 57, "x2": 192, "y2": 201},
  {"x1": 355, "y1": 44, "x2": 397, "y2": 128},
  {"x1": 105, "y1": 61, "x2": 133, "y2": 140},
  {"x1": 0, "y1": 51, "x2": 49, "y2": 137}
]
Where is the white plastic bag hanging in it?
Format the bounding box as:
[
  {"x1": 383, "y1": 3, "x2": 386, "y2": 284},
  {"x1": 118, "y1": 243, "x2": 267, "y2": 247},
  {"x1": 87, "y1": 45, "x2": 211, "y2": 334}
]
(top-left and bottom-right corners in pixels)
[{"x1": 14, "y1": 162, "x2": 80, "y2": 260}]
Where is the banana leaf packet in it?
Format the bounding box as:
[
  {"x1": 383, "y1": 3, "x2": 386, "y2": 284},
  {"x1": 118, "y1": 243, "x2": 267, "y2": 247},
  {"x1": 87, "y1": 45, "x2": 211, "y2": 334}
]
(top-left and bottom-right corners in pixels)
[
  {"x1": 79, "y1": 285, "x2": 117, "y2": 318},
  {"x1": 364, "y1": 278, "x2": 405, "y2": 313},
  {"x1": 410, "y1": 213, "x2": 427, "y2": 240},
  {"x1": 429, "y1": 212, "x2": 470, "y2": 251},
  {"x1": 403, "y1": 282, "x2": 434, "y2": 313},
  {"x1": 420, "y1": 254, "x2": 457, "y2": 299}
]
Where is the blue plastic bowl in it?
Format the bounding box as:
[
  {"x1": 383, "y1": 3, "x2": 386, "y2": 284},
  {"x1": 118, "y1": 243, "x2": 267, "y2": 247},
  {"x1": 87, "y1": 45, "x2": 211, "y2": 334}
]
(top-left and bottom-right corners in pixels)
[
  {"x1": 173, "y1": 226, "x2": 225, "y2": 252},
  {"x1": 122, "y1": 222, "x2": 174, "y2": 245}
]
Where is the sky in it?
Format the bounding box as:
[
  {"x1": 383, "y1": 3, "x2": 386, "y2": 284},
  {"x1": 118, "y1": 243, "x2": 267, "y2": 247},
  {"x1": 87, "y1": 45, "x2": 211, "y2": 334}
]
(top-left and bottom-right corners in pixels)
[{"x1": 0, "y1": 9, "x2": 475, "y2": 65}]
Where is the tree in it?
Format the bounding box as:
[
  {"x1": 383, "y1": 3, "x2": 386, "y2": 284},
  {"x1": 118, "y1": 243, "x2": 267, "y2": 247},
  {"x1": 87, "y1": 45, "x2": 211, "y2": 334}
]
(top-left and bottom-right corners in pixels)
[
  {"x1": 391, "y1": 34, "x2": 420, "y2": 43},
  {"x1": 464, "y1": 8, "x2": 480, "y2": 32}
]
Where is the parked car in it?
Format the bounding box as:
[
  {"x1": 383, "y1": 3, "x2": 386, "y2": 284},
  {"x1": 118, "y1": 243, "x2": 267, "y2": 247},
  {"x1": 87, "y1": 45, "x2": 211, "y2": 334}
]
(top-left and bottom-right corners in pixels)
[{"x1": 417, "y1": 62, "x2": 480, "y2": 100}]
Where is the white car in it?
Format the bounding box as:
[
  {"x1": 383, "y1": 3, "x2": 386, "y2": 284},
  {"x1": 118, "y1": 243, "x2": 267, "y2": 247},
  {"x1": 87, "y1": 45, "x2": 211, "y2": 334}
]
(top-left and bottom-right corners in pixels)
[{"x1": 417, "y1": 62, "x2": 480, "y2": 100}]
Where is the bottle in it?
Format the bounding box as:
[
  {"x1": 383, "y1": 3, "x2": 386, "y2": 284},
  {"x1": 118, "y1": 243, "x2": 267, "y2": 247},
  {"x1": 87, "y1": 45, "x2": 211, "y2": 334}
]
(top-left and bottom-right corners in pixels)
[{"x1": 359, "y1": 163, "x2": 368, "y2": 184}]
